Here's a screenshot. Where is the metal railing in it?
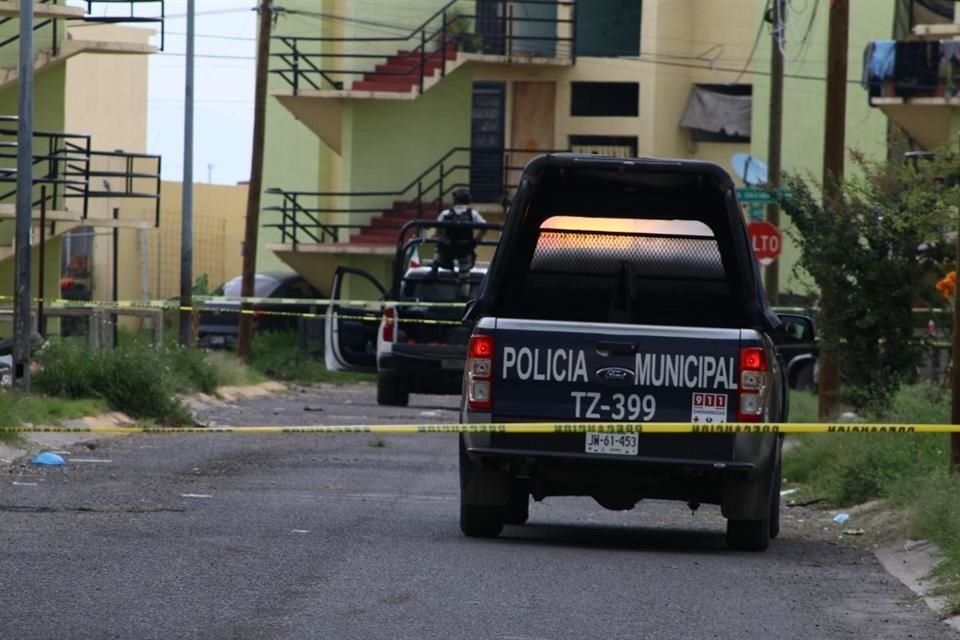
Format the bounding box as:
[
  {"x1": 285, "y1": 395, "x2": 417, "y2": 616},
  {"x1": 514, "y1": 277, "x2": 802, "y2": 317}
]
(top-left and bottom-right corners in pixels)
[
  {"x1": 264, "y1": 146, "x2": 567, "y2": 248},
  {"x1": 271, "y1": 0, "x2": 575, "y2": 95},
  {"x1": 0, "y1": 0, "x2": 60, "y2": 57},
  {"x1": 84, "y1": 0, "x2": 166, "y2": 51},
  {"x1": 0, "y1": 116, "x2": 161, "y2": 226},
  {"x1": 0, "y1": 0, "x2": 165, "y2": 59},
  {"x1": 86, "y1": 149, "x2": 162, "y2": 227},
  {"x1": 0, "y1": 116, "x2": 90, "y2": 215}
]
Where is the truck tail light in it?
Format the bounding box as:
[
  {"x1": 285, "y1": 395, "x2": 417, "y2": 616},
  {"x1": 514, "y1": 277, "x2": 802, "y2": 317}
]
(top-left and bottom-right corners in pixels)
[
  {"x1": 467, "y1": 334, "x2": 494, "y2": 411},
  {"x1": 382, "y1": 307, "x2": 395, "y2": 343},
  {"x1": 737, "y1": 346, "x2": 768, "y2": 422}
]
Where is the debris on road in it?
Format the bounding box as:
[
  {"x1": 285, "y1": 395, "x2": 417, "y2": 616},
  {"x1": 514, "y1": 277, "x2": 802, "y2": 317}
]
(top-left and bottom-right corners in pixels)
[{"x1": 31, "y1": 452, "x2": 65, "y2": 466}]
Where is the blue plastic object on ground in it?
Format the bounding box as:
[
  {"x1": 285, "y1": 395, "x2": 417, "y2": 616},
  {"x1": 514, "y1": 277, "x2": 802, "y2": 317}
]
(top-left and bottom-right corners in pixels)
[{"x1": 31, "y1": 452, "x2": 65, "y2": 466}]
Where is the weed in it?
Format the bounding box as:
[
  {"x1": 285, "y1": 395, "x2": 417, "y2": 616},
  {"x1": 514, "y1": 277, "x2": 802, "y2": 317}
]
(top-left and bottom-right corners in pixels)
[
  {"x1": 784, "y1": 382, "x2": 960, "y2": 611},
  {"x1": 0, "y1": 390, "x2": 108, "y2": 442},
  {"x1": 33, "y1": 339, "x2": 192, "y2": 424},
  {"x1": 249, "y1": 331, "x2": 374, "y2": 384}
]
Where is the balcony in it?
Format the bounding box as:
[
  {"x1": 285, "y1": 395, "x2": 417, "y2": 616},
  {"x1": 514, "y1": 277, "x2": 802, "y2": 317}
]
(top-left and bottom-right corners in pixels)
[
  {"x1": 863, "y1": 38, "x2": 960, "y2": 148},
  {"x1": 0, "y1": 115, "x2": 160, "y2": 229},
  {"x1": 270, "y1": 1, "x2": 573, "y2": 146},
  {"x1": 0, "y1": 0, "x2": 164, "y2": 90}
]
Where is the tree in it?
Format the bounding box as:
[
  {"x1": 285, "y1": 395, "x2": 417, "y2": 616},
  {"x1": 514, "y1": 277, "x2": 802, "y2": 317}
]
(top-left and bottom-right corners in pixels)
[{"x1": 780, "y1": 153, "x2": 960, "y2": 410}]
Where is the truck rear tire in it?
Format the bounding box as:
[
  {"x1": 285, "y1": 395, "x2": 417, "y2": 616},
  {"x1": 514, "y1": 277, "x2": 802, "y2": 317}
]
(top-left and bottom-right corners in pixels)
[
  {"x1": 458, "y1": 436, "x2": 507, "y2": 537},
  {"x1": 504, "y1": 486, "x2": 530, "y2": 525},
  {"x1": 726, "y1": 517, "x2": 770, "y2": 551},
  {"x1": 460, "y1": 505, "x2": 505, "y2": 538},
  {"x1": 376, "y1": 375, "x2": 409, "y2": 406},
  {"x1": 770, "y1": 447, "x2": 782, "y2": 539},
  {"x1": 794, "y1": 363, "x2": 815, "y2": 391}
]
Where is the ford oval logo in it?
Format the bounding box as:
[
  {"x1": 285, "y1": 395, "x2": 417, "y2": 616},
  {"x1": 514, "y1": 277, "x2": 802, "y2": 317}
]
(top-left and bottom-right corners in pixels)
[{"x1": 595, "y1": 367, "x2": 634, "y2": 385}]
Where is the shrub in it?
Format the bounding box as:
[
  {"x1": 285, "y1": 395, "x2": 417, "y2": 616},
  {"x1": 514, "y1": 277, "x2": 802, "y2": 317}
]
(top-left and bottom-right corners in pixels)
[{"x1": 33, "y1": 339, "x2": 192, "y2": 424}]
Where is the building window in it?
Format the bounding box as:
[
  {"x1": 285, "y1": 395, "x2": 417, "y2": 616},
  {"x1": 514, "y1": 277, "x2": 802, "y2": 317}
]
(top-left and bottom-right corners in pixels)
[
  {"x1": 679, "y1": 84, "x2": 752, "y2": 143},
  {"x1": 569, "y1": 135, "x2": 638, "y2": 158},
  {"x1": 575, "y1": 0, "x2": 642, "y2": 57},
  {"x1": 570, "y1": 82, "x2": 639, "y2": 117}
]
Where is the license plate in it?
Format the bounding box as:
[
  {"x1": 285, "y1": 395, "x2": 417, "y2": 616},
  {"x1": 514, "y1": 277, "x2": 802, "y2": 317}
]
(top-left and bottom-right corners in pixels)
[
  {"x1": 441, "y1": 358, "x2": 465, "y2": 370},
  {"x1": 210, "y1": 336, "x2": 225, "y2": 346},
  {"x1": 585, "y1": 432, "x2": 638, "y2": 455}
]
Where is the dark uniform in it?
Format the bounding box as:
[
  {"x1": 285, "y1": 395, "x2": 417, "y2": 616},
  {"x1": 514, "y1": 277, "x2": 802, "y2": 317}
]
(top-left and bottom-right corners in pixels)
[{"x1": 432, "y1": 190, "x2": 486, "y2": 293}]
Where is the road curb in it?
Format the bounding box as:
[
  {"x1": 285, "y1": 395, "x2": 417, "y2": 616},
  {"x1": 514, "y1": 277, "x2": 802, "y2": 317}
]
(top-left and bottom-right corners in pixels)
[
  {"x1": 876, "y1": 540, "x2": 960, "y2": 632},
  {"x1": 1, "y1": 381, "x2": 287, "y2": 466}
]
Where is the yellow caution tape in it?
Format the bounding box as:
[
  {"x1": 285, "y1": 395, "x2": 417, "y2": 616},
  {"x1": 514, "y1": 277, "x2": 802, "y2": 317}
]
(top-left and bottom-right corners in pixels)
[
  {"x1": 0, "y1": 294, "x2": 467, "y2": 309},
  {"x1": 0, "y1": 422, "x2": 956, "y2": 434},
  {"x1": 0, "y1": 296, "x2": 466, "y2": 325}
]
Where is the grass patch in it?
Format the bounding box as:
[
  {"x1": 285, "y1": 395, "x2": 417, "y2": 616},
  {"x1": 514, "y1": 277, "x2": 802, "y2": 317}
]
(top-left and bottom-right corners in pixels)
[
  {"x1": 202, "y1": 350, "x2": 266, "y2": 387},
  {"x1": 248, "y1": 331, "x2": 374, "y2": 385},
  {"x1": 784, "y1": 382, "x2": 960, "y2": 613},
  {"x1": 33, "y1": 339, "x2": 194, "y2": 424},
  {"x1": 0, "y1": 391, "x2": 108, "y2": 443},
  {"x1": 788, "y1": 390, "x2": 819, "y2": 423}
]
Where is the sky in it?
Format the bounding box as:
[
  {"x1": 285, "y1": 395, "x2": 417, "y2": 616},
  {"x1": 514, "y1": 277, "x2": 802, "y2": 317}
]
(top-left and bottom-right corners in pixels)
[{"x1": 144, "y1": 0, "x2": 257, "y2": 185}]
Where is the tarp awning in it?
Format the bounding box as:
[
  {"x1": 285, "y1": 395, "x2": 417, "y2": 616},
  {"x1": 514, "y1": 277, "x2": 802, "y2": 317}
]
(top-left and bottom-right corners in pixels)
[{"x1": 679, "y1": 87, "x2": 752, "y2": 137}]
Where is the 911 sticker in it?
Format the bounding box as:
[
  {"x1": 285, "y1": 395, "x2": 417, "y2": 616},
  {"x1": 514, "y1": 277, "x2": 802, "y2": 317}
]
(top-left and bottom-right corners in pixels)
[{"x1": 691, "y1": 392, "x2": 727, "y2": 424}]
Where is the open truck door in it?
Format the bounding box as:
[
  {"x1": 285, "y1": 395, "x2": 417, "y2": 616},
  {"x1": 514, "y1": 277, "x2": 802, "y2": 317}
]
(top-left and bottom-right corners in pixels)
[{"x1": 324, "y1": 267, "x2": 386, "y2": 373}]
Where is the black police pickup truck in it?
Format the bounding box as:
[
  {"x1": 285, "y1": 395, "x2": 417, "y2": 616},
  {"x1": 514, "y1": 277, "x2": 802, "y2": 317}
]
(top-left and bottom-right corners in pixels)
[
  {"x1": 325, "y1": 220, "x2": 501, "y2": 406},
  {"x1": 459, "y1": 154, "x2": 789, "y2": 551}
]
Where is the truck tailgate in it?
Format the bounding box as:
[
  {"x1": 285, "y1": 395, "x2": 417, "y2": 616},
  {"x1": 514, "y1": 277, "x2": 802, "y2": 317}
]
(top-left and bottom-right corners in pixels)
[{"x1": 491, "y1": 319, "x2": 747, "y2": 424}]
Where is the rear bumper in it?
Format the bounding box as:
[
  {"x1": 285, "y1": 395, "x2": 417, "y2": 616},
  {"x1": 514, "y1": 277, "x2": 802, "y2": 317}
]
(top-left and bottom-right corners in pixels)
[
  {"x1": 465, "y1": 444, "x2": 755, "y2": 472},
  {"x1": 461, "y1": 431, "x2": 779, "y2": 517},
  {"x1": 379, "y1": 347, "x2": 464, "y2": 374}
]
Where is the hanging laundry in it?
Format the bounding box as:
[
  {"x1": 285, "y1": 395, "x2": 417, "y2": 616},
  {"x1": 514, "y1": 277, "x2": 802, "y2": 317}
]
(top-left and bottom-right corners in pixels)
[
  {"x1": 939, "y1": 40, "x2": 960, "y2": 64},
  {"x1": 940, "y1": 40, "x2": 960, "y2": 97},
  {"x1": 863, "y1": 40, "x2": 897, "y2": 100}
]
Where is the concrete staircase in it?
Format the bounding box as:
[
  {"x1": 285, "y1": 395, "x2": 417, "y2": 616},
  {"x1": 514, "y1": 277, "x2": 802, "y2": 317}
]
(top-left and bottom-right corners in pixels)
[
  {"x1": 349, "y1": 201, "x2": 438, "y2": 245},
  {"x1": 351, "y1": 43, "x2": 457, "y2": 93}
]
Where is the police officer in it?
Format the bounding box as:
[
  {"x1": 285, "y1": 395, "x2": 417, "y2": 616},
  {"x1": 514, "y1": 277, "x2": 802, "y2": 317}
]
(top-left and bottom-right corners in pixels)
[{"x1": 432, "y1": 189, "x2": 486, "y2": 295}]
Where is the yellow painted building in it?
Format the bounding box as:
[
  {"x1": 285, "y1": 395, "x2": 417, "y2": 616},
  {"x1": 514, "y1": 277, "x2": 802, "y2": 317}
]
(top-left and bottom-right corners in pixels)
[
  {"x1": 0, "y1": 4, "x2": 249, "y2": 336},
  {"x1": 263, "y1": 0, "x2": 761, "y2": 293}
]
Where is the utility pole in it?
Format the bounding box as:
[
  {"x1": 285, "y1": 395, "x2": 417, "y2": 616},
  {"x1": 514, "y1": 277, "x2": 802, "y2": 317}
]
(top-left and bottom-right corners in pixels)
[
  {"x1": 237, "y1": 0, "x2": 273, "y2": 362},
  {"x1": 178, "y1": 0, "x2": 196, "y2": 347},
  {"x1": 14, "y1": 0, "x2": 35, "y2": 391},
  {"x1": 765, "y1": 0, "x2": 785, "y2": 305},
  {"x1": 818, "y1": 0, "x2": 848, "y2": 420}
]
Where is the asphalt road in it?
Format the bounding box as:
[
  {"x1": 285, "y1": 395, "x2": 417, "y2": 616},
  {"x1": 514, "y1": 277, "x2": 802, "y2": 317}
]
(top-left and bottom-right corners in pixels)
[{"x1": 0, "y1": 383, "x2": 954, "y2": 639}]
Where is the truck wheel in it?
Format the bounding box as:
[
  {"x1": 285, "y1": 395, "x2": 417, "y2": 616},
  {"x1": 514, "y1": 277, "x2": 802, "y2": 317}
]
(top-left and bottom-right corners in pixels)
[
  {"x1": 458, "y1": 436, "x2": 505, "y2": 538},
  {"x1": 376, "y1": 375, "x2": 409, "y2": 407},
  {"x1": 769, "y1": 447, "x2": 783, "y2": 540},
  {"x1": 504, "y1": 486, "x2": 529, "y2": 525},
  {"x1": 726, "y1": 517, "x2": 770, "y2": 551},
  {"x1": 460, "y1": 505, "x2": 505, "y2": 538},
  {"x1": 794, "y1": 363, "x2": 815, "y2": 391}
]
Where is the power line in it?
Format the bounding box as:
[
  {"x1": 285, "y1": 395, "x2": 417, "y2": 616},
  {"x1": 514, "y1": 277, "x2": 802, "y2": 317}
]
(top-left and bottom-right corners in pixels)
[
  {"x1": 623, "y1": 53, "x2": 863, "y2": 85},
  {"x1": 165, "y1": 31, "x2": 256, "y2": 41},
  {"x1": 733, "y1": 0, "x2": 770, "y2": 83},
  {"x1": 158, "y1": 52, "x2": 254, "y2": 60}
]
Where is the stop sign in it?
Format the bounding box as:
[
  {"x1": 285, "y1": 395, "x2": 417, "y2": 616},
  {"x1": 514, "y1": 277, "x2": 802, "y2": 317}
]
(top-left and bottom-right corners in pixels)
[{"x1": 747, "y1": 221, "x2": 782, "y2": 267}]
